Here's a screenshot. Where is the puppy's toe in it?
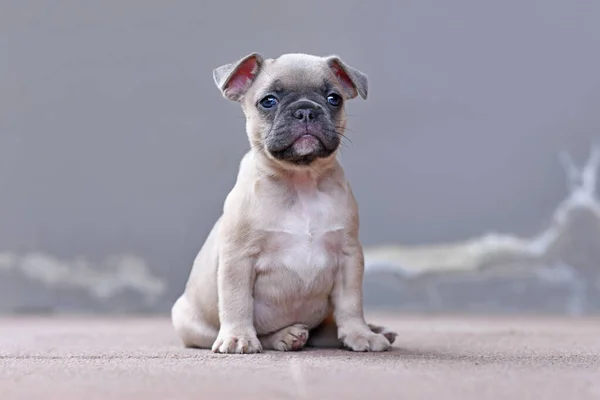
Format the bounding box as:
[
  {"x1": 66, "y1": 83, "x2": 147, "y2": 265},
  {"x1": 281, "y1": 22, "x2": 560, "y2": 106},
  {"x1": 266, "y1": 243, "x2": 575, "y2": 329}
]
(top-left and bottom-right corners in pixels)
[
  {"x1": 368, "y1": 323, "x2": 398, "y2": 345},
  {"x1": 266, "y1": 324, "x2": 310, "y2": 352}
]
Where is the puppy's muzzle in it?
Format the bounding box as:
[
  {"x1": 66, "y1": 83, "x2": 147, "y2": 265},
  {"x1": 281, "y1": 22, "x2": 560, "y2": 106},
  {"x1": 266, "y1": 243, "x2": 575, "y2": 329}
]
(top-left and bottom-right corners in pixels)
[{"x1": 266, "y1": 99, "x2": 340, "y2": 165}]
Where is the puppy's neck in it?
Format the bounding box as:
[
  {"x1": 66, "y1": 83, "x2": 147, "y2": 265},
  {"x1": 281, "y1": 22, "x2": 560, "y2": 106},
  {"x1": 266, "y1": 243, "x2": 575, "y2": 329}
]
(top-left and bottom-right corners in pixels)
[{"x1": 253, "y1": 147, "x2": 340, "y2": 185}]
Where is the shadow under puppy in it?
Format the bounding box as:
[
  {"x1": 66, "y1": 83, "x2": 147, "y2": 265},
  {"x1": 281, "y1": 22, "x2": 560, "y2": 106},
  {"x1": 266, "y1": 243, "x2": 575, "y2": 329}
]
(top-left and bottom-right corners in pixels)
[{"x1": 172, "y1": 52, "x2": 397, "y2": 354}]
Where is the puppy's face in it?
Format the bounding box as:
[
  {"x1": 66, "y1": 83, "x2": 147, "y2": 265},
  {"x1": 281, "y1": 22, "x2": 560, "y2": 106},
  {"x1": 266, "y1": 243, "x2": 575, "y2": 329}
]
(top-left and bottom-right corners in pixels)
[{"x1": 213, "y1": 53, "x2": 368, "y2": 167}]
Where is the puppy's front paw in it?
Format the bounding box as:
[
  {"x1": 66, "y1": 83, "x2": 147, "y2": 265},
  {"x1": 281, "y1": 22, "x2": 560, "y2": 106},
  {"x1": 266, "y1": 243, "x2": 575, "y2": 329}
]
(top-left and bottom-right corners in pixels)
[
  {"x1": 212, "y1": 330, "x2": 262, "y2": 354},
  {"x1": 338, "y1": 327, "x2": 391, "y2": 352}
]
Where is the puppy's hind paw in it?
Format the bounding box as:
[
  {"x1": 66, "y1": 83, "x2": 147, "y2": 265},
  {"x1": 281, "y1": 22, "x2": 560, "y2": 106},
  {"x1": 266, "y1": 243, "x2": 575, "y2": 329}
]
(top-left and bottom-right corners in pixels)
[
  {"x1": 368, "y1": 323, "x2": 397, "y2": 345},
  {"x1": 260, "y1": 324, "x2": 309, "y2": 351}
]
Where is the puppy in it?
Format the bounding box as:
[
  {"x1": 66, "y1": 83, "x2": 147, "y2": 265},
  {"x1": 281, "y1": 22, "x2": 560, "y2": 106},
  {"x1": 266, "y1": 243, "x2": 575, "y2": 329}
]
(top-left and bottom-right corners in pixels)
[{"x1": 172, "y1": 52, "x2": 397, "y2": 353}]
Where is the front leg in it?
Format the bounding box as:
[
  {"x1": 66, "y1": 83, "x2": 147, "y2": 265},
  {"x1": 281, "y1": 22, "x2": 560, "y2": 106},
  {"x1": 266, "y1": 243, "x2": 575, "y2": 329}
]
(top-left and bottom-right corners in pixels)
[
  {"x1": 212, "y1": 247, "x2": 262, "y2": 354},
  {"x1": 332, "y1": 242, "x2": 392, "y2": 352}
]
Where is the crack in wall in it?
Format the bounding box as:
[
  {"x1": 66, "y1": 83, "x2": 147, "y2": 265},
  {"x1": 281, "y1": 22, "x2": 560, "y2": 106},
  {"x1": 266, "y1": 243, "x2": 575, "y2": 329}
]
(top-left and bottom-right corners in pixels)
[
  {"x1": 362, "y1": 145, "x2": 600, "y2": 314},
  {"x1": 364, "y1": 145, "x2": 600, "y2": 277}
]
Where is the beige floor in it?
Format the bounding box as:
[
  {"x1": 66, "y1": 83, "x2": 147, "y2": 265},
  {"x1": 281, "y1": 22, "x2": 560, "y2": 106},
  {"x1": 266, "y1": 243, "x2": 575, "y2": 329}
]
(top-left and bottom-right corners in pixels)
[{"x1": 1, "y1": 314, "x2": 599, "y2": 400}]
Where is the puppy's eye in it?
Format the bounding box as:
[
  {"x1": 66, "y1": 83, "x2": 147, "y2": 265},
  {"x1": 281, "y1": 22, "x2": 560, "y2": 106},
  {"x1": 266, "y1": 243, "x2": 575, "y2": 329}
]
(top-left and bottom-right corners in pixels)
[
  {"x1": 259, "y1": 95, "x2": 279, "y2": 109},
  {"x1": 327, "y1": 93, "x2": 342, "y2": 107}
]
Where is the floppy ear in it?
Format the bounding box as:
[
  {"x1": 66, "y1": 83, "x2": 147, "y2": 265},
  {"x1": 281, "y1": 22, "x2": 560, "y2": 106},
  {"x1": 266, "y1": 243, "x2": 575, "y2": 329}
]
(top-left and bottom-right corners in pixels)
[
  {"x1": 325, "y1": 56, "x2": 368, "y2": 100},
  {"x1": 212, "y1": 52, "x2": 264, "y2": 101}
]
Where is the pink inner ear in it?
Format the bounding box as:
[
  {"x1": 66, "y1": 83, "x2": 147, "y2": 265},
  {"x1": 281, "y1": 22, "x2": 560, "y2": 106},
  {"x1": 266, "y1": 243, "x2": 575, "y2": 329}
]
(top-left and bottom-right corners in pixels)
[
  {"x1": 225, "y1": 57, "x2": 259, "y2": 97},
  {"x1": 330, "y1": 62, "x2": 357, "y2": 98}
]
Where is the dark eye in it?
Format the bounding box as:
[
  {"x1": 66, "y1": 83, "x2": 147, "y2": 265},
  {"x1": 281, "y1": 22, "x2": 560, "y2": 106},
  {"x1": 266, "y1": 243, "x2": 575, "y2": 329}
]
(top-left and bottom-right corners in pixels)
[
  {"x1": 327, "y1": 93, "x2": 342, "y2": 107},
  {"x1": 259, "y1": 95, "x2": 279, "y2": 109}
]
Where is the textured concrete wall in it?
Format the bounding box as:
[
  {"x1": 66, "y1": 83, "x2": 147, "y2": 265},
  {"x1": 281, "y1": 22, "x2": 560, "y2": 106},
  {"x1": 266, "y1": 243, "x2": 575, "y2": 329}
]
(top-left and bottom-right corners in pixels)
[
  {"x1": 1, "y1": 1, "x2": 600, "y2": 314},
  {"x1": 364, "y1": 148, "x2": 600, "y2": 314}
]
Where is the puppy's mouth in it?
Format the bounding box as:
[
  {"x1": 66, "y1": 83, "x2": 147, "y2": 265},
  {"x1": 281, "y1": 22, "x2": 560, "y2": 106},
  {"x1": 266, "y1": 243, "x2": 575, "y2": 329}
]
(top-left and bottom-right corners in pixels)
[
  {"x1": 268, "y1": 130, "x2": 337, "y2": 166},
  {"x1": 292, "y1": 134, "x2": 323, "y2": 156}
]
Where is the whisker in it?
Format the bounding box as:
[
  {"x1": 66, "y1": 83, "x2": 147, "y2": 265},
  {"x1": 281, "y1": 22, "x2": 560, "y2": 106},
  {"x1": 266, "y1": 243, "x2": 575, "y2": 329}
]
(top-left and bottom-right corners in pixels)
[
  {"x1": 335, "y1": 126, "x2": 356, "y2": 134},
  {"x1": 307, "y1": 163, "x2": 322, "y2": 177},
  {"x1": 322, "y1": 127, "x2": 353, "y2": 145}
]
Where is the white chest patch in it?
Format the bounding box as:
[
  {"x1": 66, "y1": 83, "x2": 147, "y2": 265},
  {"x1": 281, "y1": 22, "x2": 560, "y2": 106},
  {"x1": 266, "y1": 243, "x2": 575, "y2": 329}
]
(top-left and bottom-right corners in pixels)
[
  {"x1": 257, "y1": 177, "x2": 345, "y2": 274},
  {"x1": 252, "y1": 175, "x2": 347, "y2": 333}
]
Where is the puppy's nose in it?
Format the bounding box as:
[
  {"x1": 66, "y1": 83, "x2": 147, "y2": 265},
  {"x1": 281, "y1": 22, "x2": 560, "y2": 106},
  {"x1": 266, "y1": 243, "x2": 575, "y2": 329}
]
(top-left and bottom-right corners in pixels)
[
  {"x1": 293, "y1": 108, "x2": 316, "y2": 121},
  {"x1": 291, "y1": 100, "x2": 321, "y2": 122}
]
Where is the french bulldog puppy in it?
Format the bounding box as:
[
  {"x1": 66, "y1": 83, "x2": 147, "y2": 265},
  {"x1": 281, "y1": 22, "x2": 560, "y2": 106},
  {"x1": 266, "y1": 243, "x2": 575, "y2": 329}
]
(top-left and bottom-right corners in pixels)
[{"x1": 172, "y1": 52, "x2": 397, "y2": 354}]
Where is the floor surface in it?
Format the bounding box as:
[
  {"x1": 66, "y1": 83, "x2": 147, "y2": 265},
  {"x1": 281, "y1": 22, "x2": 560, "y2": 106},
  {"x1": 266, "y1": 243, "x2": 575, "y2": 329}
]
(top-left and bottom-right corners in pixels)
[{"x1": 1, "y1": 314, "x2": 599, "y2": 399}]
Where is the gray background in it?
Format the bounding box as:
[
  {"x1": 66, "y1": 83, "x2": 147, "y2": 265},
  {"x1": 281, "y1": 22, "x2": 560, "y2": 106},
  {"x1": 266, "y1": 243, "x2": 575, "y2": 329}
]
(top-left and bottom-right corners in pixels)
[{"x1": 1, "y1": 0, "x2": 600, "y2": 314}]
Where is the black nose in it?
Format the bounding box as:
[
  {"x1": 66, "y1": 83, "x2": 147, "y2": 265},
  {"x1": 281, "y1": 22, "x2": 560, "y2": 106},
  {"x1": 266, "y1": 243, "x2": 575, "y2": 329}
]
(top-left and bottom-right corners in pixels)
[
  {"x1": 293, "y1": 108, "x2": 316, "y2": 121},
  {"x1": 292, "y1": 100, "x2": 321, "y2": 122}
]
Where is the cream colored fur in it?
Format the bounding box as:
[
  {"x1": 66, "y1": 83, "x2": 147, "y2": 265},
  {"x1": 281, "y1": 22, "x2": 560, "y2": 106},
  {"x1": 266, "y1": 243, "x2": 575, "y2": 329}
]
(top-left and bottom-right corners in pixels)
[{"x1": 172, "y1": 53, "x2": 397, "y2": 354}]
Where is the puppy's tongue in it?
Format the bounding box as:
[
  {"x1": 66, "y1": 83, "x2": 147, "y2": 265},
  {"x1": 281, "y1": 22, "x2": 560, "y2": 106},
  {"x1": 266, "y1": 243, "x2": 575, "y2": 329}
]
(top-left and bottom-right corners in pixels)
[{"x1": 294, "y1": 134, "x2": 319, "y2": 156}]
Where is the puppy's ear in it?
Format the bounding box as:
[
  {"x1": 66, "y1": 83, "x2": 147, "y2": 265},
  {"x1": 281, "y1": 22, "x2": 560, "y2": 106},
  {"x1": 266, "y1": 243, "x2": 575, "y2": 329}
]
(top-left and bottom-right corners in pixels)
[
  {"x1": 213, "y1": 53, "x2": 264, "y2": 101},
  {"x1": 325, "y1": 56, "x2": 368, "y2": 100}
]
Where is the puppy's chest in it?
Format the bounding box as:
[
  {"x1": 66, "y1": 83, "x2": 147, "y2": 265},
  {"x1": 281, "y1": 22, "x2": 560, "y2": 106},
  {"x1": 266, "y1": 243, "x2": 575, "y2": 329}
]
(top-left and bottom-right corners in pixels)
[
  {"x1": 251, "y1": 178, "x2": 349, "y2": 332},
  {"x1": 255, "y1": 190, "x2": 346, "y2": 276}
]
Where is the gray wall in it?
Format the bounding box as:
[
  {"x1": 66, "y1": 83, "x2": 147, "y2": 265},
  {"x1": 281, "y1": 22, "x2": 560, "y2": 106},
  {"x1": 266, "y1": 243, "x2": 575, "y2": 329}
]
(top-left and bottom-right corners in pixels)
[{"x1": 1, "y1": 0, "x2": 600, "y2": 313}]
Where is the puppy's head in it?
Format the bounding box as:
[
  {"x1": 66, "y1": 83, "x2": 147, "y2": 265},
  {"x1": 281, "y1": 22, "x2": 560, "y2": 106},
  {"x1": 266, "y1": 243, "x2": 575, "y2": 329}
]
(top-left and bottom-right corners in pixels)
[{"x1": 213, "y1": 53, "x2": 368, "y2": 167}]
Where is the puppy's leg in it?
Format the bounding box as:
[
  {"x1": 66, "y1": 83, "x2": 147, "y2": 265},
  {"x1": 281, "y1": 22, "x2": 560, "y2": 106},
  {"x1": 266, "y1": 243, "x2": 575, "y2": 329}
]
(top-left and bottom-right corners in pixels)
[
  {"x1": 331, "y1": 243, "x2": 395, "y2": 352},
  {"x1": 171, "y1": 295, "x2": 218, "y2": 348},
  {"x1": 212, "y1": 249, "x2": 262, "y2": 354},
  {"x1": 259, "y1": 324, "x2": 309, "y2": 351},
  {"x1": 307, "y1": 314, "x2": 397, "y2": 348}
]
